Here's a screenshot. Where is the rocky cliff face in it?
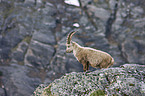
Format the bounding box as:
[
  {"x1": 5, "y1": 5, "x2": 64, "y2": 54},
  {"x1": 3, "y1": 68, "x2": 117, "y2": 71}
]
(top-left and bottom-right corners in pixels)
[
  {"x1": 0, "y1": 0, "x2": 145, "y2": 95},
  {"x1": 33, "y1": 64, "x2": 145, "y2": 96}
]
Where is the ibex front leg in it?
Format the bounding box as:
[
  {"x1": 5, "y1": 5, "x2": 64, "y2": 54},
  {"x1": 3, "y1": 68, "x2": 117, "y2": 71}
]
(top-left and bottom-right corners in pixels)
[{"x1": 81, "y1": 60, "x2": 89, "y2": 72}]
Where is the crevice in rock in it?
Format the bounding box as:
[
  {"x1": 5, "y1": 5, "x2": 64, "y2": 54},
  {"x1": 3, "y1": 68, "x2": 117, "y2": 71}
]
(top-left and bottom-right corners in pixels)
[
  {"x1": 8, "y1": 35, "x2": 32, "y2": 65},
  {"x1": 104, "y1": 74, "x2": 111, "y2": 85},
  {"x1": 0, "y1": 2, "x2": 15, "y2": 37},
  {"x1": 47, "y1": 1, "x2": 62, "y2": 71},
  {"x1": 34, "y1": 0, "x2": 37, "y2": 5},
  {"x1": 105, "y1": 0, "x2": 129, "y2": 65},
  {"x1": 22, "y1": 35, "x2": 33, "y2": 63},
  {"x1": 23, "y1": 31, "x2": 35, "y2": 66},
  {"x1": 2, "y1": 84, "x2": 7, "y2": 96},
  {"x1": 118, "y1": 44, "x2": 129, "y2": 63},
  {"x1": 105, "y1": 0, "x2": 119, "y2": 44},
  {"x1": 0, "y1": 71, "x2": 8, "y2": 96},
  {"x1": 78, "y1": 0, "x2": 98, "y2": 31}
]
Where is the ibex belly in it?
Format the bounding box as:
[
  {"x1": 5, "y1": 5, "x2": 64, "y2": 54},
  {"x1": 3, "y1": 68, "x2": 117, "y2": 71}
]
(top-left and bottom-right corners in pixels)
[{"x1": 88, "y1": 57, "x2": 100, "y2": 68}]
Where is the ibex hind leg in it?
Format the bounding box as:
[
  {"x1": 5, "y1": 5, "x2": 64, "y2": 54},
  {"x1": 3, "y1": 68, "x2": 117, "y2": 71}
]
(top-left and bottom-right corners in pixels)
[
  {"x1": 106, "y1": 63, "x2": 113, "y2": 68},
  {"x1": 82, "y1": 61, "x2": 89, "y2": 72},
  {"x1": 99, "y1": 62, "x2": 110, "y2": 69},
  {"x1": 106, "y1": 59, "x2": 114, "y2": 68}
]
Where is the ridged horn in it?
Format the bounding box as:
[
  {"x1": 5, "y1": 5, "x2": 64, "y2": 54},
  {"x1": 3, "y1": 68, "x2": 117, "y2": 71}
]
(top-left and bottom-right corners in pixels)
[{"x1": 67, "y1": 31, "x2": 76, "y2": 44}]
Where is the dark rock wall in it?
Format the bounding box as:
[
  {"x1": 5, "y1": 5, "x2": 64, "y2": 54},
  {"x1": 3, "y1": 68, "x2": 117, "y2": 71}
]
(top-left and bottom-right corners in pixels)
[{"x1": 0, "y1": 0, "x2": 144, "y2": 95}]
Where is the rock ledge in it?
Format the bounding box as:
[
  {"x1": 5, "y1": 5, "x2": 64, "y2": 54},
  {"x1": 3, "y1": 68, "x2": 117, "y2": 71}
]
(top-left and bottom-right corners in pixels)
[{"x1": 33, "y1": 64, "x2": 145, "y2": 96}]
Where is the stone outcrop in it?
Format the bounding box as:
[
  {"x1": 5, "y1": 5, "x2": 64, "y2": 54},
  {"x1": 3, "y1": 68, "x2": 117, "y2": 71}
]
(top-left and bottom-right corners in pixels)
[{"x1": 33, "y1": 64, "x2": 145, "y2": 96}]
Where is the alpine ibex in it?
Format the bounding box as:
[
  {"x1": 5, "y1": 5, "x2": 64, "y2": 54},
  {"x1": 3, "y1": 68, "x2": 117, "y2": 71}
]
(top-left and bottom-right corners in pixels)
[{"x1": 66, "y1": 31, "x2": 114, "y2": 72}]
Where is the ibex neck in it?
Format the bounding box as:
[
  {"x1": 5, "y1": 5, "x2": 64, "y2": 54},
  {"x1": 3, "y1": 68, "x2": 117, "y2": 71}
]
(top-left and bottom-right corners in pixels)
[{"x1": 72, "y1": 42, "x2": 82, "y2": 56}]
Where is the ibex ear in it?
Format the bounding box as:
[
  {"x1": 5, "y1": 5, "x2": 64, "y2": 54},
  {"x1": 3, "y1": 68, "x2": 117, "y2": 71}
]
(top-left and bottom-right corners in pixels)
[{"x1": 72, "y1": 42, "x2": 76, "y2": 46}]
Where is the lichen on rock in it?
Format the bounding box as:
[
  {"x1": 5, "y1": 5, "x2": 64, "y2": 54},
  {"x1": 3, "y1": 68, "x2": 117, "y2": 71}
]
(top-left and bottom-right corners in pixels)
[{"x1": 33, "y1": 64, "x2": 145, "y2": 96}]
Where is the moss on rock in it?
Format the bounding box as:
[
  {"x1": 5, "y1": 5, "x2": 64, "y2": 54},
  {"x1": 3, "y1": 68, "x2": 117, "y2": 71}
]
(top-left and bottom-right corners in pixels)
[
  {"x1": 90, "y1": 89, "x2": 106, "y2": 96},
  {"x1": 33, "y1": 64, "x2": 145, "y2": 96}
]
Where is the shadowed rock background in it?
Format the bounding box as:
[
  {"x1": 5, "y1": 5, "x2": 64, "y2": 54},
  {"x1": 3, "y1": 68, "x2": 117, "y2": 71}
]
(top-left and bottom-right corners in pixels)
[{"x1": 0, "y1": 0, "x2": 144, "y2": 95}]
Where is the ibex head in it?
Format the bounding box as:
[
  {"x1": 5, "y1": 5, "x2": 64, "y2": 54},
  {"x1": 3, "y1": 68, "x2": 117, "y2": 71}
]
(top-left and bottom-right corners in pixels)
[{"x1": 66, "y1": 31, "x2": 76, "y2": 53}]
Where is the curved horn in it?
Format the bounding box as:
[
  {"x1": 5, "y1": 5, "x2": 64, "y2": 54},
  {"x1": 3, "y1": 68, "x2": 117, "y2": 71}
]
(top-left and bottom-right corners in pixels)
[{"x1": 67, "y1": 31, "x2": 76, "y2": 44}]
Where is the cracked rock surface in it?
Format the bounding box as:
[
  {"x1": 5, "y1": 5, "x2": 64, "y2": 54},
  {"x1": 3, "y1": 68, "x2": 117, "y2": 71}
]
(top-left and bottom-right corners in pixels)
[
  {"x1": 0, "y1": 0, "x2": 145, "y2": 95},
  {"x1": 34, "y1": 64, "x2": 145, "y2": 96}
]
